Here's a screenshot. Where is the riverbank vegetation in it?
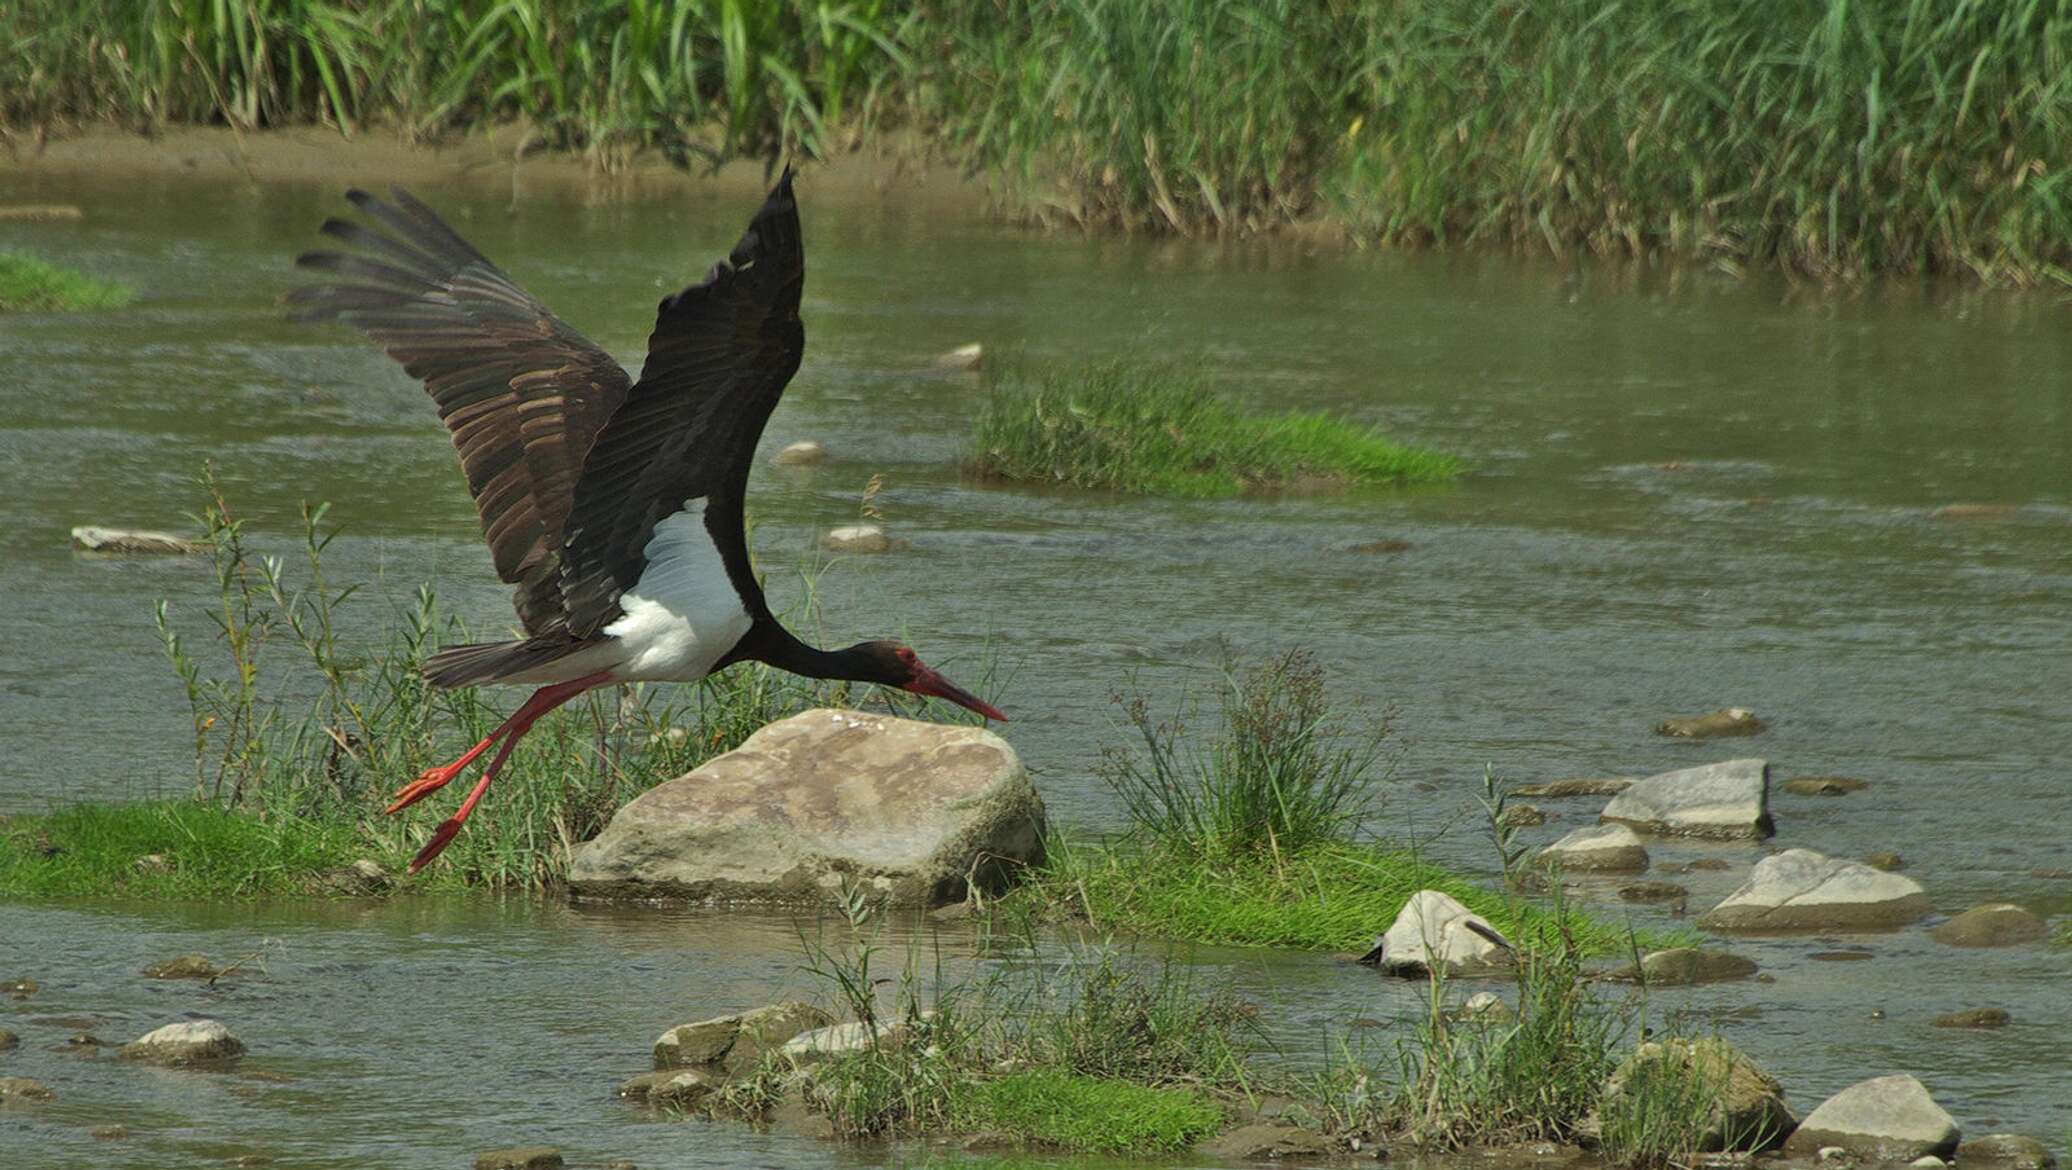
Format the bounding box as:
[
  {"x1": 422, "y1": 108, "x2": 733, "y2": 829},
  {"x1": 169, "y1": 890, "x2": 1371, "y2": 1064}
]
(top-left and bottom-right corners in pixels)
[
  {"x1": 996, "y1": 651, "x2": 1685, "y2": 954},
  {"x1": 0, "y1": 251, "x2": 132, "y2": 311},
  {"x1": 6, "y1": 2, "x2": 2067, "y2": 284},
  {"x1": 970, "y1": 362, "x2": 1460, "y2": 498}
]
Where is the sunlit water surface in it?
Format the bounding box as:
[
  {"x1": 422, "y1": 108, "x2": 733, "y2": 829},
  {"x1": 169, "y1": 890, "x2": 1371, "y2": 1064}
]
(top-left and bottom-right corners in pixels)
[{"x1": 3, "y1": 166, "x2": 2068, "y2": 1169}]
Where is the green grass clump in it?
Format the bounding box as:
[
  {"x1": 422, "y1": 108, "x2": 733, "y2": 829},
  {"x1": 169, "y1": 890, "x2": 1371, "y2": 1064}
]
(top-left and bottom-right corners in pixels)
[
  {"x1": 966, "y1": 1071, "x2": 1221, "y2": 1154},
  {"x1": 0, "y1": 252, "x2": 131, "y2": 311},
  {"x1": 970, "y1": 362, "x2": 1460, "y2": 498},
  {"x1": 0, "y1": 801, "x2": 359, "y2": 897},
  {"x1": 1021, "y1": 837, "x2": 1683, "y2": 956}
]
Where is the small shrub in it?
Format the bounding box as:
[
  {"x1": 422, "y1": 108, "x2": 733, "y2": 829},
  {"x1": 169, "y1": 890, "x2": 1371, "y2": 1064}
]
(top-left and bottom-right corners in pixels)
[
  {"x1": 1101, "y1": 649, "x2": 1387, "y2": 862},
  {"x1": 1599, "y1": 1036, "x2": 1777, "y2": 1168},
  {"x1": 1387, "y1": 915, "x2": 1621, "y2": 1148},
  {"x1": 0, "y1": 251, "x2": 131, "y2": 311},
  {"x1": 970, "y1": 361, "x2": 1461, "y2": 499}
]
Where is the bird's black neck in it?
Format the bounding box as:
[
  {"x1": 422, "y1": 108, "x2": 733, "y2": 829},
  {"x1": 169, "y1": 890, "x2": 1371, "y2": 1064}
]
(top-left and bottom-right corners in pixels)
[{"x1": 727, "y1": 621, "x2": 889, "y2": 685}]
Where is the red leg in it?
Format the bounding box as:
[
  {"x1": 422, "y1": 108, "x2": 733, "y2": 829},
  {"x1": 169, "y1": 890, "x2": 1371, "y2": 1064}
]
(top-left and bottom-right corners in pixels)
[{"x1": 391, "y1": 672, "x2": 612, "y2": 870}]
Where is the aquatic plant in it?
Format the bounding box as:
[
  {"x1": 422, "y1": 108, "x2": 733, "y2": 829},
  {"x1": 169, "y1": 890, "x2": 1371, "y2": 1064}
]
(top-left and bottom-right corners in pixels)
[
  {"x1": 0, "y1": 251, "x2": 132, "y2": 311},
  {"x1": 970, "y1": 361, "x2": 1460, "y2": 498}
]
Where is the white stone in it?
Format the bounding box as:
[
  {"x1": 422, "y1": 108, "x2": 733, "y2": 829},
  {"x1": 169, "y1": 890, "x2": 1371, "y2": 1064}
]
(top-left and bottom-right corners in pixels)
[
  {"x1": 771, "y1": 440, "x2": 828, "y2": 466},
  {"x1": 120, "y1": 1019, "x2": 244, "y2": 1064},
  {"x1": 1539, "y1": 823, "x2": 1650, "y2": 872},
  {"x1": 1601, "y1": 758, "x2": 1773, "y2": 839},
  {"x1": 569, "y1": 709, "x2": 1043, "y2": 907},
  {"x1": 1699, "y1": 849, "x2": 1930, "y2": 932},
  {"x1": 821, "y1": 524, "x2": 891, "y2": 554},
  {"x1": 70, "y1": 526, "x2": 205, "y2": 555},
  {"x1": 1784, "y1": 1074, "x2": 1961, "y2": 1161},
  {"x1": 1363, "y1": 890, "x2": 1513, "y2": 975},
  {"x1": 934, "y1": 343, "x2": 983, "y2": 370}
]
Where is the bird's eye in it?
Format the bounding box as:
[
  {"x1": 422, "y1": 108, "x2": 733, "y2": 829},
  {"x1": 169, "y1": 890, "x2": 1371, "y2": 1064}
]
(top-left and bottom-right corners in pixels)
[{"x1": 896, "y1": 648, "x2": 918, "y2": 664}]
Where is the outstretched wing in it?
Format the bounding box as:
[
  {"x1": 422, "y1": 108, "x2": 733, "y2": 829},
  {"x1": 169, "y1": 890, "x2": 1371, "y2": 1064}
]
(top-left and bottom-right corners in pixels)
[
  {"x1": 286, "y1": 189, "x2": 632, "y2": 636},
  {"x1": 557, "y1": 170, "x2": 806, "y2": 638}
]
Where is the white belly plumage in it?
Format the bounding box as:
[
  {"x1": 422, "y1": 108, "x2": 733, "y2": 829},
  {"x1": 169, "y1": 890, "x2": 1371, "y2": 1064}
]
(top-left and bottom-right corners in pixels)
[{"x1": 596, "y1": 497, "x2": 753, "y2": 682}]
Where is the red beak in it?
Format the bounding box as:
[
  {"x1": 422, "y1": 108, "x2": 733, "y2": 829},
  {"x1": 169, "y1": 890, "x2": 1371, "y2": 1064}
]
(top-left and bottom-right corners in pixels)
[{"x1": 907, "y1": 667, "x2": 1008, "y2": 722}]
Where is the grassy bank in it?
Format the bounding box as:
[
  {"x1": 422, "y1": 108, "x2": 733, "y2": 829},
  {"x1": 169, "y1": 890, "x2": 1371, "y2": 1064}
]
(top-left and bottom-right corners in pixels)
[
  {"x1": 970, "y1": 362, "x2": 1460, "y2": 498},
  {"x1": 0, "y1": 251, "x2": 132, "y2": 311},
  {"x1": 6, "y1": 2, "x2": 2067, "y2": 284}
]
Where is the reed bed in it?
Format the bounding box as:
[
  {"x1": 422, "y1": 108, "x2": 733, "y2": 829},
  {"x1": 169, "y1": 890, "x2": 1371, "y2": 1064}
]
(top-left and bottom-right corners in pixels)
[{"x1": 5, "y1": 1, "x2": 2066, "y2": 282}]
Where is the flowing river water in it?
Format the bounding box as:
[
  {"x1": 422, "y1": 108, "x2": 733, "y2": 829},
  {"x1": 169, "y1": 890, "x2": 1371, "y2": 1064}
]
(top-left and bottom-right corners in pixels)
[{"x1": 2, "y1": 148, "x2": 2069, "y2": 1168}]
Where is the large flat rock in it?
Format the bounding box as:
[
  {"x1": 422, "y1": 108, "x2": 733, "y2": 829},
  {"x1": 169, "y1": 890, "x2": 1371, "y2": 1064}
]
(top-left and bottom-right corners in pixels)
[
  {"x1": 1601, "y1": 758, "x2": 1773, "y2": 840},
  {"x1": 569, "y1": 709, "x2": 1044, "y2": 906},
  {"x1": 1783, "y1": 1074, "x2": 1959, "y2": 1161},
  {"x1": 1699, "y1": 848, "x2": 1930, "y2": 932}
]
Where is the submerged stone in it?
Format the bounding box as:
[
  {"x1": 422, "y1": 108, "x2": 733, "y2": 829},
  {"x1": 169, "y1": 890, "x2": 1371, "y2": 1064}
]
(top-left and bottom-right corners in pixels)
[
  {"x1": 1928, "y1": 904, "x2": 2047, "y2": 948},
  {"x1": 771, "y1": 440, "x2": 828, "y2": 466},
  {"x1": 1654, "y1": 708, "x2": 1766, "y2": 739},
  {"x1": 1201, "y1": 1122, "x2": 1333, "y2": 1159},
  {"x1": 1782, "y1": 776, "x2": 1869, "y2": 796},
  {"x1": 820, "y1": 524, "x2": 890, "y2": 553},
  {"x1": 1930, "y1": 1008, "x2": 2010, "y2": 1029},
  {"x1": 1515, "y1": 777, "x2": 1634, "y2": 798},
  {"x1": 1623, "y1": 948, "x2": 1759, "y2": 986},
  {"x1": 934, "y1": 342, "x2": 984, "y2": 370},
  {"x1": 1958, "y1": 1135, "x2": 2057, "y2": 1169},
  {"x1": 473, "y1": 1149, "x2": 563, "y2": 1170},
  {"x1": 0, "y1": 1076, "x2": 54, "y2": 1100},
  {"x1": 570, "y1": 709, "x2": 1043, "y2": 908},
  {"x1": 142, "y1": 955, "x2": 221, "y2": 980}
]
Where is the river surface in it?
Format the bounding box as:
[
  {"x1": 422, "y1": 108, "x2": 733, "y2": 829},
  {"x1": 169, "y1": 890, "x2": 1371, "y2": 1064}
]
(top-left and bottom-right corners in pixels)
[{"x1": 2, "y1": 159, "x2": 2069, "y2": 1169}]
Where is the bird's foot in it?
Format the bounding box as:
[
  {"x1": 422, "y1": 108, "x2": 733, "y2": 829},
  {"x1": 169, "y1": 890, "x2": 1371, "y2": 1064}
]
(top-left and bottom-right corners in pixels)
[
  {"x1": 385, "y1": 757, "x2": 472, "y2": 815},
  {"x1": 407, "y1": 816, "x2": 467, "y2": 873}
]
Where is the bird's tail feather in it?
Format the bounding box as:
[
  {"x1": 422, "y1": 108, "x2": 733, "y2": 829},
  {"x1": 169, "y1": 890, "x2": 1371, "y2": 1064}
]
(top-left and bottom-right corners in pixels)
[{"x1": 422, "y1": 638, "x2": 589, "y2": 688}]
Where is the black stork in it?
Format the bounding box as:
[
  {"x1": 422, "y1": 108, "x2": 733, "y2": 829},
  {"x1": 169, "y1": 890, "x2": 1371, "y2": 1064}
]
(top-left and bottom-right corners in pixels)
[{"x1": 287, "y1": 172, "x2": 1006, "y2": 872}]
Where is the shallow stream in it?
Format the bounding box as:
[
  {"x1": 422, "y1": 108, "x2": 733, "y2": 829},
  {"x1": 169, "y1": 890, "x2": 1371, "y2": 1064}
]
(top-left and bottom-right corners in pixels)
[{"x1": 3, "y1": 156, "x2": 2068, "y2": 1168}]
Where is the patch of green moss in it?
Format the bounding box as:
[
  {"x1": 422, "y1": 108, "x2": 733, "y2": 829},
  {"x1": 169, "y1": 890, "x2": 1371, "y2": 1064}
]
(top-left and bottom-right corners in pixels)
[
  {"x1": 962, "y1": 1071, "x2": 1222, "y2": 1153},
  {"x1": 970, "y1": 361, "x2": 1461, "y2": 498},
  {"x1": 0, "y1": 251, "x2": 132, "y2": 311}
]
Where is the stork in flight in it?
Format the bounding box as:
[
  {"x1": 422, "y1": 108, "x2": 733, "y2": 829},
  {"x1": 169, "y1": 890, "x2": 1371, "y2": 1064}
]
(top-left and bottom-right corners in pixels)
[{"x1": 288, "y1": 172, "x2": 1005, "y2": 872}]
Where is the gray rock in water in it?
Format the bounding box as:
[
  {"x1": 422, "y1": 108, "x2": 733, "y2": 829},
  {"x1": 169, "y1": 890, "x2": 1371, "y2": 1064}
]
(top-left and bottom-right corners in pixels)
[
  {"x1": 780, "y1": 1018, "x2": 914, "y2": 1065},
  {"x1": 1500, "y1": 803, "x2": 1548, "y2": 828},
  {"x1": 3, "y1": 978, "x2": 36, "y2": 999},
  {"x1": 1617, "y1": 881, "x2": 1689, "y2": 903},
  {"x1": 1515, "y1": 777, "x2": 1634, "y2": 798},
  {"x1": 1865, "y1": 851, "x2": 1908, "y2": 871},
  {"x1": 119, "y1": 1019, "x2": 245, "y2": 1065},
  {"x1": 70, "y1": 526, "x2": 205, "y2": 555},
  {"x1": 1699, "y1": 849, "x2": 1930, "y2": 932},
  {"x1": 0, "y1": 1076, "x2": 54, "y2": 1100},
  {"x1": 473, "y1": 1149, "x2": 563, "y2": 1170},
  {"x1": 1604, "y1": 1037, "x2": 1793, "y2": 1152},
  {"x1": 142, "y1": 955, "x2": 220, "y2": 980},
  {"x1": 771, "y1": 440, "x2": 828, "y2": 466},
  {"x1": 1654, "y1": 707, "x2": 1766, "y2": 739},
  {"x1": 1958, "y1": 1135, "x2": 2058, "y2": 1170},
  {"x1": 1359, "y1": 890, "x2": 1513, "y2": 976},
  {"x1": 0, "y1": 1028, "x2": 18, "y2": 1051},
  {"x1": 1784, "y1": 1074, "x2": 1960, "y2": 1161},
  {"x1": 1782, "y1": 776, "x2": 1869, "y2": 796},
  {"x1": 1539, "y1": 823, "x2": 1650, "y2": 873},
  {"x1": 820, "y1": 524, "x2": 891, "y2": 554},
  {"x1": 1928, "y1": 904, "x2": 2047, "y2": 948},
  {"x1": 570, "y1": 709, "x2": 1044, "y2": 907},
  {"x1": 1930, "y1": 1008, "x2": 2010, "y2": 1029},
  {"x1": 1601, "y1": 758, "x2": 1773, "y2": 840},
  {"x1": 654, "y1": 1002, "x2": 832, "y2": 1072},
  {"x1": 621, "y1": 1067, "x2": 724, "y2": 1106},
  {"x1": 1625, "y1": 947, "x2": 1759, "y2": 986}
]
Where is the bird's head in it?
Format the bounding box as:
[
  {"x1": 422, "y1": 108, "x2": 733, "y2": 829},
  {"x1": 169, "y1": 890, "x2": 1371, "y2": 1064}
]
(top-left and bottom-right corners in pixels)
[{"x1": 848, "y1": 641, "x2": 1007, "y2": 722}]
